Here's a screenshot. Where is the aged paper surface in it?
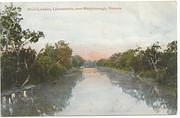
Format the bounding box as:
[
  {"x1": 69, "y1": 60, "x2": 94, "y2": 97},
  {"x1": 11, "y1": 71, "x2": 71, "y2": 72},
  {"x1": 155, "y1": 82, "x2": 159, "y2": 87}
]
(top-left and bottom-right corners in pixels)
[{"x1": 0, "y1": 1, "x2": 177, "y2": 116}]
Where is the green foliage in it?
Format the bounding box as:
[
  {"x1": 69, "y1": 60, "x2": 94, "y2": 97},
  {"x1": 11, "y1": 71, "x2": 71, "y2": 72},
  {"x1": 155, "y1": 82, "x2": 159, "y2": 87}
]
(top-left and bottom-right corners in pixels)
[
  {"x1": 158, "y1": 41, "x2": 177, "y2": 85},
  {"x1": 38, "y1": 41, "x2": 72, "y2": 69},
  {"x1": 0, "y1": 4, "x2": 73, "y2": 90},
  {"x1": 54, "y1": 41, "x2": 72, "y2": 69},
  {"x1": 1, "y1": 48, "x2": 36, "y2": 89},
  {"x1": 139, "y1": 70, "x2": 157, "y2": 79},
  {"x1": 1, "y1": 51, "x2": 17, "y2": 90},
  {"x1": 29, "y1": 41, "x2": 72, "y2": 83},
  {"x1": 96, "y1": 59, "x2": 112, "y2": 67},
  {"x1": 48, "y1": 63, "x2": 65, "y2": 79},
  {"x1": 97, "y1": 41, "x2": 177, "y2": 86},
  {"x1": 0, "y1": 4, "x2": 72, "y2": 89},
  {"x1": 30, "y1": 56, "x2": 65, "y2": 83},
  {"x1": 0, "y1": 4, "x2": 44, "y2": 51},
  {"x1": 72, "y1": 55, "x2": 85, "y2": 67},
  {"x1": 0, "y1": 4, "x2": 44, "y2": 89},
  {"x1": 1, "y1": 40, "x2": 73, "y2": 89}
]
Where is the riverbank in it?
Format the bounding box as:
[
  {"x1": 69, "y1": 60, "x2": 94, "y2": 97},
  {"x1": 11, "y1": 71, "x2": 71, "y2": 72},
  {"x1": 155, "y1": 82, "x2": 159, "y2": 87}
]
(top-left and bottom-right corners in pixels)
[
  {"x1": 97, "y1": 66, "x2": 176, "y2": 86},
  {"x1": 58, "y1": 67, "x2": 176, "y2": 115},
  {"x1": 1, "y1": 68, "x2": 83, "y2": 116},
  {"x1": 1, "y1": 67, "x2": 177, "y2": 115},
  {"x1": 97, "y1": 67, "x2": 177, "y2": 114},
  {"x1": 1, "y1": 68, "x2": 81, "y2": 95},
  {"x1": 97, "y1": 66, "x2": 176, "y2": 97}
]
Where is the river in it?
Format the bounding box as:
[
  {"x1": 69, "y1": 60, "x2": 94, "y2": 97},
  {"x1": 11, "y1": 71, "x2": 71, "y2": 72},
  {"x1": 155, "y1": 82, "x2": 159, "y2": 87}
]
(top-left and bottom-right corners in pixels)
[{"x1": 1, "y1": 68, "x2": 177, "y2": 116}]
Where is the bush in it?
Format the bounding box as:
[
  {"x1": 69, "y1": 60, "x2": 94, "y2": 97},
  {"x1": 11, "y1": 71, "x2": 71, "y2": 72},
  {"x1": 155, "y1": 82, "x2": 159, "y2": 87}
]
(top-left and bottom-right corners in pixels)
[
  {"x1": 30, "y1": 54, "x2": 66, "y2": 84},
  {"x1": 1, "y1": 52, "x2": 17, "y2": 90},
  {"x1": 1, "y1": 48, "x2": 36, "y2": 89},
  {"x1": 29, "y1": 55, "x2": 54, "y2": 84},
  {"x1": 48, "y1": 63, "x2": 65, "y2": 80},
  {"x1": 139, "y1": 70, "x2": 157, "y2": 79},
  {"x1": 29, "y1": 62, "x2": 44, "y2": 84}
]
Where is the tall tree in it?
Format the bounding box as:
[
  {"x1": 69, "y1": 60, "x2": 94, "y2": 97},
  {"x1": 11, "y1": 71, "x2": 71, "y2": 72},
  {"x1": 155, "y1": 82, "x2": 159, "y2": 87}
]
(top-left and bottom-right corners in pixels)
[
  {"x1": 0, "y1": 4, "x2": 44, "y2": 87},
  {"x1": 54, "y1": 40, "x2": 72, "y2": 69},
  {"x1": 144, "y1": 42, "x2": 161, "y2": 72}
]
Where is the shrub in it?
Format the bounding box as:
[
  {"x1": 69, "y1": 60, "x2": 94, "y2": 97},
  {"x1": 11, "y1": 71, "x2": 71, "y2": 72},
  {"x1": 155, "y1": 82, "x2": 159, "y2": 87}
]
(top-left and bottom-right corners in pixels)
[{"x1": 48, "y1": 63, "x2": 65, "y2": 80}]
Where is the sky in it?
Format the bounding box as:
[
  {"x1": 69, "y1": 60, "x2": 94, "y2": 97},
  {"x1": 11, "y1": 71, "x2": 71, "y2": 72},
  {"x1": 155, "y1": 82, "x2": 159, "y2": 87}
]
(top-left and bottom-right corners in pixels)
[{"x1": 0, "y1": 2, "x2": 177, "y2": 60}]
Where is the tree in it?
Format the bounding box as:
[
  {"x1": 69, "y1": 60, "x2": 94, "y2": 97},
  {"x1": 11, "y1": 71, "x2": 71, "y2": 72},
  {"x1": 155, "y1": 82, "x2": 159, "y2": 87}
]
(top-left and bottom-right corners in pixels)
[
  {"x1": 0, "y1": 4, "x2": 44, "y2": 51},
  {"x1": 33, "y1": 41, "x2": 73, "y2": 82},
  {"x1": 166, "y1": 41, "x2": 177, "y2": 54},
  {"x1": 109, "y1": 52, "x2": 121, "y2": 67},
  {"x1": 1, "y1": 47, "x2": 37, "y2": 89},
  {"x1": 159, "y1": 41, "x2": 177, "y2": 84},
  {"x1": 143, "y1": 42, "x2": 162, "y2": 72},
  {"x1": 54, "y1": 40, "x2": 72, "y2": 69},
  {"x1": 97, "y1": 41, "x2": 177, "y2": 86},
  {"x1": 0, "y1": 4, "x2": 44, "y2": 87},
  {"x1": 72, "y1": 55, "x2": 85, "y2": 67}
]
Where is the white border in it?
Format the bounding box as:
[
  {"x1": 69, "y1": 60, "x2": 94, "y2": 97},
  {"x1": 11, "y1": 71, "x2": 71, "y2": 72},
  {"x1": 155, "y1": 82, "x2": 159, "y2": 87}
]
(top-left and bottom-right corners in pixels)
[
  {"x1": 0, "y1": 0, "x2": 178, "y2": 2},
  {"x1": 0, "y1": 0, "x2": 179, "y2": 118}
]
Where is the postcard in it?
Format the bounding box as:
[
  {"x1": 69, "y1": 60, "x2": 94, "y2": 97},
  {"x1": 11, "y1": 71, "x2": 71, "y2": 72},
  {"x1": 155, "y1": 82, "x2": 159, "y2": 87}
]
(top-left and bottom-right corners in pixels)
[{"x1": 0, "y1": 1, "x2": 177, "y2": 116}]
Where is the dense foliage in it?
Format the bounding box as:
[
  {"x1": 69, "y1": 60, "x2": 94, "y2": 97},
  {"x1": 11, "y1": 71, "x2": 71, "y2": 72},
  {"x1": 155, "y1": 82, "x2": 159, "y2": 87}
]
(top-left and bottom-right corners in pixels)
[
  {"x1": 0, "y1": 4, "x2": 45, "y2": 90},
  {"x1": 31, "y1": 41, "x2": 72, "y2": 84},
  {"x1": 97, "y1": 41, "x2": 177, "y2": 86},
  {"x1": 71, "y1": 55, "x2": 85, "y2": 67},
  {"x1": 0, "y1": 4, "x2": 84, "y2": 90}
]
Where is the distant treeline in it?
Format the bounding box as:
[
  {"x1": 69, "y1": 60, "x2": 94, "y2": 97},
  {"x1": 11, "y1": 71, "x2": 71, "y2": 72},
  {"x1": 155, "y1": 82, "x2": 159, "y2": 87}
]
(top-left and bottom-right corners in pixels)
[
  {"x1": 97, "y1": 41, "x2": 177, "y2": 87},
  {"x1": 0, "y1": 4, "x2": 84, "y2": 90}
]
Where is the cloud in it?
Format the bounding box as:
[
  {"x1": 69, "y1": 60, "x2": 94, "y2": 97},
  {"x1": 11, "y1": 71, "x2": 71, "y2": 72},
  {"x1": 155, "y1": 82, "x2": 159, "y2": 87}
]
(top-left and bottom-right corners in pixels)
[{"x1": 2, "y1": 2, "x2": 176, "y2": 60}]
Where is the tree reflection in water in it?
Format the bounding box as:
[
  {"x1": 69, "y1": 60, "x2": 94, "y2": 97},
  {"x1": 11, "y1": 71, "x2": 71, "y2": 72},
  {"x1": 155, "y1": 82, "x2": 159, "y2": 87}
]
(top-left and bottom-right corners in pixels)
[
  {"x1": 1, "y1": 70, "x2": 83, "y2": 116},
  {"x1": 1, "y1": 68, "x2": 177, "y2": 116},
  {"x1": 100, "y1": 67, "x2": 177, "y2": 115}
]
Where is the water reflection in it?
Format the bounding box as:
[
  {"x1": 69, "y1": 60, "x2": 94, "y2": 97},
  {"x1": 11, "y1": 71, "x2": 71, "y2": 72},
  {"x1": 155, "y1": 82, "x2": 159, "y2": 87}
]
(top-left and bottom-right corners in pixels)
[
  {"x1": 98, "y1": 67, "x2": 177, "y2": 115},
  {"x1": 57, "y1": 68, "x2": 172, "y2": 115},
  {"x1": 1, "y1": 68, "x2": 177, "y2": 116},
  {"x1": 1, "y1": 70, "x2": 83, "y2": 116}
]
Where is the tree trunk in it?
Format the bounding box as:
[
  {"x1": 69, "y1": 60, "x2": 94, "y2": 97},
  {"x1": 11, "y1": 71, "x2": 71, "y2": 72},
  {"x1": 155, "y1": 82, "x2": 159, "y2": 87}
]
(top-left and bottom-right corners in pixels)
[
  {"x1": 149, "y1": 57, "x2": 159, "y2": 72},
  {"x1": 15, "y1": 47, "x2": 21, "y2": 86},
  {"x1": 21, "y1": 59, "x2": 30, "y2": 87},
  {"x1": 21, "y1": 75, "x2": 30, "y2": 87}
]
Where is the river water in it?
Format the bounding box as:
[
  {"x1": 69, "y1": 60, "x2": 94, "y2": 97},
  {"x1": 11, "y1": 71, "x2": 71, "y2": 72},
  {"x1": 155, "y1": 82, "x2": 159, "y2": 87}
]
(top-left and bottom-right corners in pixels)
[{"x1": 1, "y1": 68, "x2": 177, "y2": 116}]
